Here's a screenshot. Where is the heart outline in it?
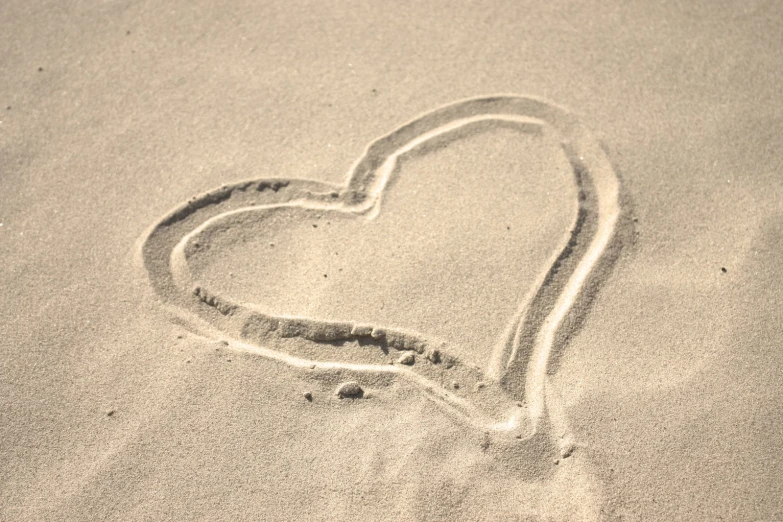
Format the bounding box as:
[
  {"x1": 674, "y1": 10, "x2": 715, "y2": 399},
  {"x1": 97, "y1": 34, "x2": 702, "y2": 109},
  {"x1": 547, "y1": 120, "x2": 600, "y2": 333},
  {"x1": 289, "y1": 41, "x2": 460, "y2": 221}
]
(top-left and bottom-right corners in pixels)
[{"x1": 137, "y1": 95, "x2": 622, "y2": 446}]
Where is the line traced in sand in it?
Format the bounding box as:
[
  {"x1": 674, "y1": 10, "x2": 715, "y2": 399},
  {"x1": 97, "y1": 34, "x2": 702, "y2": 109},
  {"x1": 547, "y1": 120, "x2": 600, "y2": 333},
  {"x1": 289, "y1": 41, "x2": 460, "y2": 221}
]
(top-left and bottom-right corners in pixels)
[{"x1": 138, "y1": 95, "x2": 622, "y2": 444}]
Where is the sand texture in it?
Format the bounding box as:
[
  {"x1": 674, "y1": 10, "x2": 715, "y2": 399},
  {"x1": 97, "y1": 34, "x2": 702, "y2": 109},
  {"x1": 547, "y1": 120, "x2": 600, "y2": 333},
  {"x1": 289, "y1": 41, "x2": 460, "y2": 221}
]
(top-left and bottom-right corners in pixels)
[{"x1": 2, "y1": 1, "x2": 782, "y2": 521}]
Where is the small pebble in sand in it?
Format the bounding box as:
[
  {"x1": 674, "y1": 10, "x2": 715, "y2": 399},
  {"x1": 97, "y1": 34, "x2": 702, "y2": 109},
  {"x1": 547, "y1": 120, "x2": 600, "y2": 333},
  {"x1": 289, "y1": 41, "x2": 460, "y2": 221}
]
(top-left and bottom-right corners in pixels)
[
  {"x1": 303, "y1": 391, "x2": 313, "y2": 402},
  {"x1": 106, "y1": 409, "x2": 116, "y2": 417},
  {"x1": 397, "y1": 352, "x2": 415, "y2": 365},
  {"x1": 335, "y1": 381, "x2": 364, "y2": 398},
  {"x1": 426, "y1": 349, "x2": 441, "y2": 364},
  {"x1": 721, "y1": 267, "x2": 727, "y2": 273},
  {"x1": 452, "y1": 381, "x2": 460, "y2": 389},
  {"x1": 560, "y1": 443, "x2": 575, "y2": 459},
  {"x1": 475, "y1": 381, "x2": 486, "y2": 391}
]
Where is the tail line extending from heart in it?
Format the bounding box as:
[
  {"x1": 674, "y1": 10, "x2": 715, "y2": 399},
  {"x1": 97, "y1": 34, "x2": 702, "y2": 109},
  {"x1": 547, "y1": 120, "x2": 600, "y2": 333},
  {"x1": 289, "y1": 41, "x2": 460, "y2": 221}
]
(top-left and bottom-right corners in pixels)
[{"x1": 136, "y1": 95, "x2": 624, "y2": 452}]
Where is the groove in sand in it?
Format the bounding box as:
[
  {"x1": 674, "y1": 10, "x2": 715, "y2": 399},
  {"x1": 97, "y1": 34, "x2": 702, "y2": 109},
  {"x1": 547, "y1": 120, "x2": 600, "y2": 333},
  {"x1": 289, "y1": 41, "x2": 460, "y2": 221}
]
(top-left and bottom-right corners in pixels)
[{"x1": 137, "y1": 95, "x2": 622, "y2": 448}]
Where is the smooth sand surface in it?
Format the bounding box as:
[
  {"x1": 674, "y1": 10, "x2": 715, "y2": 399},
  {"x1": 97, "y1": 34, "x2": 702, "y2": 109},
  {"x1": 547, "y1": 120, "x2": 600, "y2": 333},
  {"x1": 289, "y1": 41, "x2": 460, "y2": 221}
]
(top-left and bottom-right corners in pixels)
[
  {"x1": 190, "y1": 125, "x2": 577, "y2": 371},
  {"x1": 2, "y1": 1, "x2": 782, "y2": 520}
]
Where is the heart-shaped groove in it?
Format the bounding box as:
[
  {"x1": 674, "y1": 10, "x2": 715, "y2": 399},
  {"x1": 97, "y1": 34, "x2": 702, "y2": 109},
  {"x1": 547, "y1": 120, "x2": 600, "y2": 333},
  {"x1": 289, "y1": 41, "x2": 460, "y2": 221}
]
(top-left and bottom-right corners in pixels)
[{"x1": 137, "y1": 95, "x2": 623, "y2": 447}]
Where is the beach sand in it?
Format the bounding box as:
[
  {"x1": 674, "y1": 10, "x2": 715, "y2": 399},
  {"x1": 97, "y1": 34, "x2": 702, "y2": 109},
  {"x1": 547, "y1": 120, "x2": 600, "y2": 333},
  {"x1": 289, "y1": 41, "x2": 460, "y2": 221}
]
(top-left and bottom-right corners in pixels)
[{"x1": 1, "y1": 1, "x2": 782, "y2": 520}]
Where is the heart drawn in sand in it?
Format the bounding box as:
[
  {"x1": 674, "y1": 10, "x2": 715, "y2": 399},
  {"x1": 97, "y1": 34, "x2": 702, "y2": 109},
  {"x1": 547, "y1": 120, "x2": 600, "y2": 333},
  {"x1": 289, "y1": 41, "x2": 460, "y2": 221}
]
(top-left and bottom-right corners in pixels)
[{"x1": 138, "y1": 95, "x2": 623, "y2": 449}]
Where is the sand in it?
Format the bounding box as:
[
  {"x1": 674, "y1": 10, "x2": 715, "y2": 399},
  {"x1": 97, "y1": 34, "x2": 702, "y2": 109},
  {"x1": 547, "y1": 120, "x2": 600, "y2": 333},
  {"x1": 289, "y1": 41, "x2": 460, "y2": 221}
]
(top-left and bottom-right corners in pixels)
[{"x1": 2, "y1": 1, "x2": 782, "y2": 520}]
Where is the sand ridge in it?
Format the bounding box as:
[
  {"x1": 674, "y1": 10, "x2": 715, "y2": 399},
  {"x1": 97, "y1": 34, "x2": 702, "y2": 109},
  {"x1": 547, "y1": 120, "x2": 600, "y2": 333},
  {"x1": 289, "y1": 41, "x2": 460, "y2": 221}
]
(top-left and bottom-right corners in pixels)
[{"x1": 137, "y1": 95, "x2": 623, "y2": 452}]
